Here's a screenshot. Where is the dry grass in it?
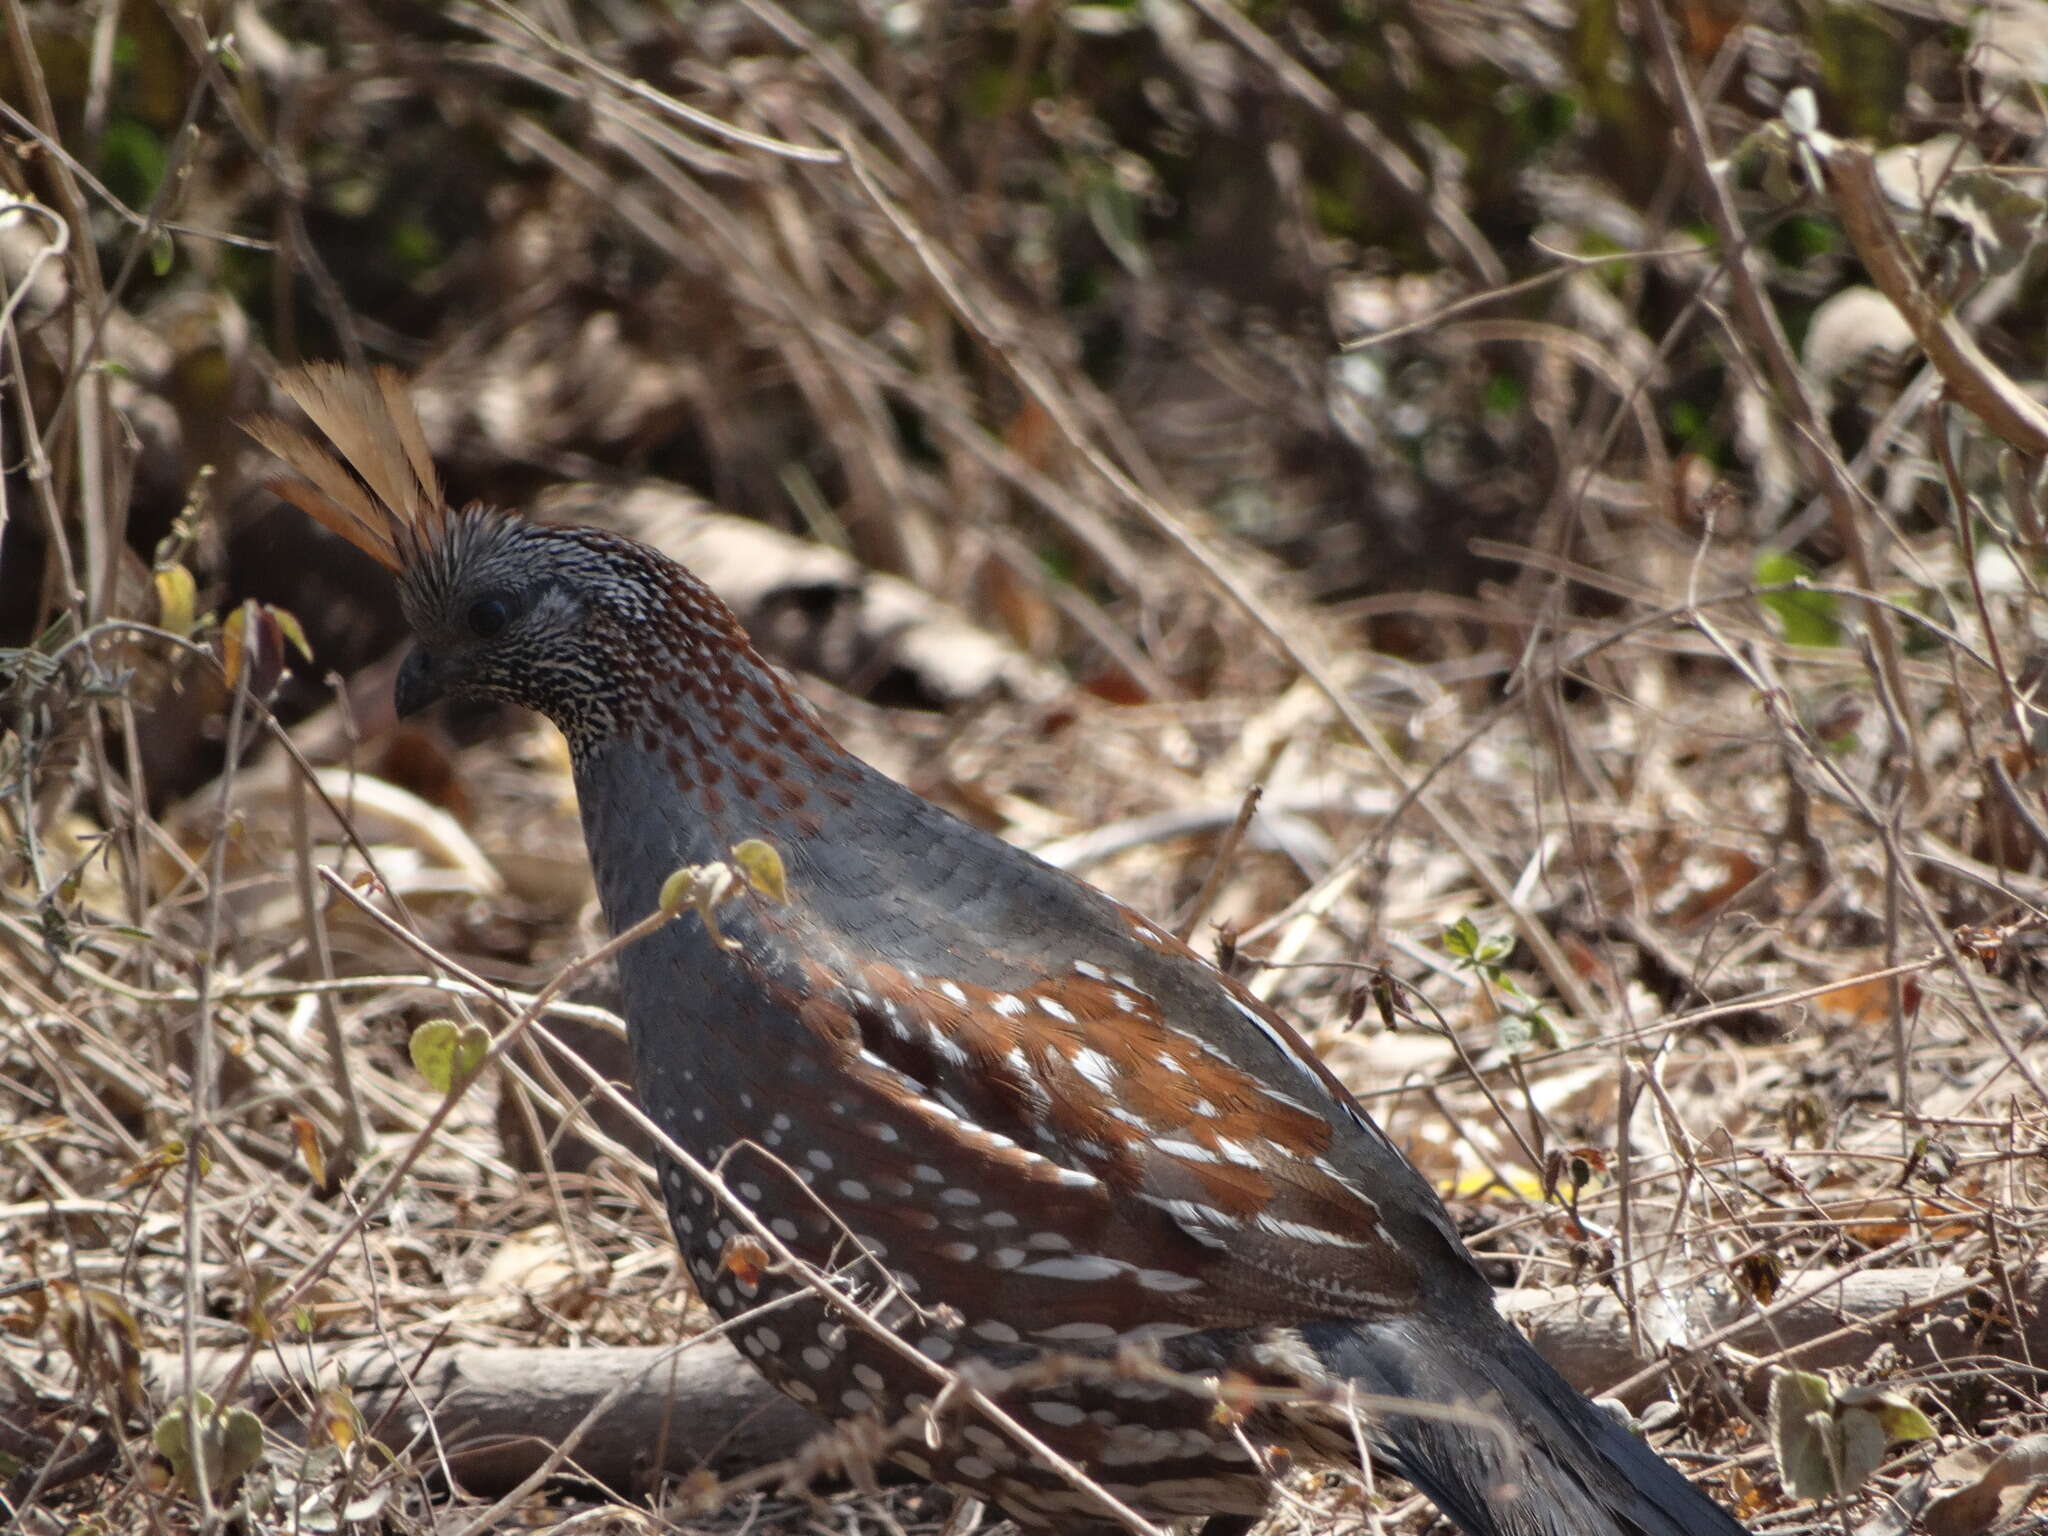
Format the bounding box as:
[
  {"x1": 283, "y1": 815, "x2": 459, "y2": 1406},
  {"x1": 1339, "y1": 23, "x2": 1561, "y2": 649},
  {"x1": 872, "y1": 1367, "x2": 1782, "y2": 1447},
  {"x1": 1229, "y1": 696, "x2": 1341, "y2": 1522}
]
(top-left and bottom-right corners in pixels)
[{"x1": 6, "y1": 2, "x2": 2048, "y2": 1533}]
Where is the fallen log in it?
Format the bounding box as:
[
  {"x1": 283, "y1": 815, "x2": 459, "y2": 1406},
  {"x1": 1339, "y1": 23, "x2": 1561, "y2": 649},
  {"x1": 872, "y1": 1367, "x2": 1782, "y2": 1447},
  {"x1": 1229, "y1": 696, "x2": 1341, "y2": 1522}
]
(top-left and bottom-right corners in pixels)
[
  {"x1": 152, "y1": 1336, "x2": 821, "y2": 1498},
  {"x1": 1504, "y1": 1258, "x2": 2044, "y2": 1407},
  {"x1": 150, "y1": 1262, "x2": 2044, "y2": 1497}
]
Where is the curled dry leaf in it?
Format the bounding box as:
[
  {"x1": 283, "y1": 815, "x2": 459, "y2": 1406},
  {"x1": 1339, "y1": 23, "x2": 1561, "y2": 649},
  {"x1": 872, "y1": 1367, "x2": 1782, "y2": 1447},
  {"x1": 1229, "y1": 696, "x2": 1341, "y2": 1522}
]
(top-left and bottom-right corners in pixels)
[
  {"x1": 719, "y1": 1234, "x2": 770, "y2": 1287},
  {"x1": 1924, "y1": 1436, "x2": 2048, "y2": 1536},
  {"x1": 1802, "y1": 286, "x2": 1915, "y2": 392},
  {"x1": 675, "y1": 1468, "x2": 723, "y2": 1515},
  {"x1": 319, "y1": 1382, "x2": 364, "y2": 1452},
  {"x1": 220, "y1": 599, "x2": 283, "y2": 700},
  {"x1": 42, "y1": 1279, "x2": 146, "y2": 1414},
  {"x1": 1735, "y1": 1250, "x2": 1784, "y2": 1305},
  {"x1": 1810, "y1": 1191, "x2": 1979, "y2": 1249},
  {"x1": 479, "y1": 1224, "x2": 581, "y2": 1300},
  {"x1": 160, "y1": 766, "x2": 503, "y2": 941},
  {"x1": 290, "y1": 1114, "x2": 325, "y2": 1188}
]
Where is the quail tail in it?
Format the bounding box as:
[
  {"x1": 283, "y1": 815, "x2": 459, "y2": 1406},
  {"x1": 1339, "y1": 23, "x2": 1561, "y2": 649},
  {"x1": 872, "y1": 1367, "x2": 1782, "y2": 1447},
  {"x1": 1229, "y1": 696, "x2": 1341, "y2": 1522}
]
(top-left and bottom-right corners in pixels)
[{"x1": 1299, "y1": 1311, "x2": 1747, "y2": 1536}]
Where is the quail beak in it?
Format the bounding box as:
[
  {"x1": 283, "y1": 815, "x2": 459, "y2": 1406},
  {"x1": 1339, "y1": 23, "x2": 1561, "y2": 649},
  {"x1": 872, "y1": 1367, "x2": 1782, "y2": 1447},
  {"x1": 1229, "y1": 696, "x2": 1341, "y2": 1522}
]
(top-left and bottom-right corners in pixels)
[{"x1": 394, "y1": 646, "x2": 447, "y2": 717}]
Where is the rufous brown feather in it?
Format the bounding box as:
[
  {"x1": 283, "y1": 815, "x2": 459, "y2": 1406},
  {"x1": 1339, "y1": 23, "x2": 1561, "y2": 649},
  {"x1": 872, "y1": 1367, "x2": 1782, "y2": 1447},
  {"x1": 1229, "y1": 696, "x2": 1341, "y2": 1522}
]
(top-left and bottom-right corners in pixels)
[{"x1": 243, "y1": 364, "x2": 444, "y2": 571}]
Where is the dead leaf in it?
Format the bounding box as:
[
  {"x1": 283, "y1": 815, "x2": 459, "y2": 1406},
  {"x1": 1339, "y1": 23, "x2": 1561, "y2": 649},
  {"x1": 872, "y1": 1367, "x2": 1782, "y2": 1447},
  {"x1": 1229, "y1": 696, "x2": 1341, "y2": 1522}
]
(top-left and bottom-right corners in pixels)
[
  {"x1": 1658, "y1": 847, "x2": 1767, "y2": 929},
  {"x1": 291, "y1": 1114, "x2": 325, "y2": 1188},
  {"x1": 1924, "y1": 1435, "x2": 2048, "y2": 1536},
  {"x1": 1812, "y1": 974, "x2": 1922, "y2": 1027},
  {"x1": 720, "y1": 1234, "x2": 770, "y2": 1287},
  {"x1": 480, "y1": 1224, "x2": 578, "y2": 1297},
  {"x1": 1811, "y1": 1192, "x2": 1977, "y2": 1249},
  {"x1": 220, "y1": 598, "x2": 287, "y2": 701}
]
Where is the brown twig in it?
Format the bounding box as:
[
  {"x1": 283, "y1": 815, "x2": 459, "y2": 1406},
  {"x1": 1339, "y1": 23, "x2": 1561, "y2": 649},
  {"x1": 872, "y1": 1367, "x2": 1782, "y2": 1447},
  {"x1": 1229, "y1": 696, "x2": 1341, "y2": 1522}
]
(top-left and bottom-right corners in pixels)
[
  {"x1": 1632, "y1": 0, "x2": 1926, "y2": 799},
  {"x1": 1822, "y1": 143, "x2": 2048, "y2": 458}
]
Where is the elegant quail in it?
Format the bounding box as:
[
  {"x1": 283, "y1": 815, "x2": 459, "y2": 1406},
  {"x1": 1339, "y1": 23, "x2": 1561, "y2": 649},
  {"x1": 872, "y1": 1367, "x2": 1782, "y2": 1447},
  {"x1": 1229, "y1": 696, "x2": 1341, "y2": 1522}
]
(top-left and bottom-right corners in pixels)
[{"x1": 251, "y1": 367, "x2": 1747, "y2": 1536}]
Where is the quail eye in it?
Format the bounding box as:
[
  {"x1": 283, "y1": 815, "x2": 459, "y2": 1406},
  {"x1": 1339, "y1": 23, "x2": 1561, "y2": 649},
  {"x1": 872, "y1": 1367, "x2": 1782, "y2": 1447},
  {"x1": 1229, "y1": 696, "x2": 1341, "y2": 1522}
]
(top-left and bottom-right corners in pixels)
[{"x1": 467, "y1": 595, "x2": 512, "y2": 639}]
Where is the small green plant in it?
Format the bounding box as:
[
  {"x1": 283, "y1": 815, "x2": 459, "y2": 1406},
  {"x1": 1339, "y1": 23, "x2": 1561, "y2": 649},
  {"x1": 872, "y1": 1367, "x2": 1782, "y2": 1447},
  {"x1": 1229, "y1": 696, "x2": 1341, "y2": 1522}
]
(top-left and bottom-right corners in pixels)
[
  {"x1": 659, "y1": 837, "x2": 790, "y2": 950},
  {"x1": 153, "y1": 1391, "x2": 266, "y2": 1496},
  {"x1": 1756, "y1": 550, "x2": 1843, "y2": 648},
  {"x1": 407, "y1": 1019, "x2": 489, "y2": 1095},
  {"x1": 1441, "y1": 918, "x2": 1561, "y2": 1055}
]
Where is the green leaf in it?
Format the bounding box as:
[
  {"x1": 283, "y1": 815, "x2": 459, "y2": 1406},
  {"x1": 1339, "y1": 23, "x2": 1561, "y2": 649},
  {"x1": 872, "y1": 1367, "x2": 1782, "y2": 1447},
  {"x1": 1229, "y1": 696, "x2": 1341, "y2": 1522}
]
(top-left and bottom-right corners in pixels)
[
  {"x1": 408, "y1": 1019, "x2": 489, "y2": 1093},
  {"x1": 1771, "y1": 1369, "x2": 1841, "y2": 1498},
  {"x1": 1836, "y1": 1402, "x2": 1888, "y2": 1493},
  {"x1": 154, "y1": 564, "x2": 197, "y2": 637},
  {"x1": 153, "y1": 1394, "x2": 265, "y2": 1493},
  {"x1": 1756, "y1": 551, "x2": 1841, "y2": 647},
  {"x1": 98, "y1": 118, "x2": 167, "y2": 210},
  {"x1": 268, "y1": 604, "x2": 314, "y2": 661},
  {"x1": 388, "y1": 218, "x2": 442, "y2": 276},
  {"x1": 1839, "y1": 1384, "x2": 1936, "y2": 1447},
  {"x1": 1442, "y1": 918, "x2": 1481, "y2": 961},
  {"x1": 659, "y1": 862, "x2": 740, "y2": 950},
  {"x1": 731, "y1": 838, "x2": 788, "y2": 904},
  {"x1": 1813, "y1": 4, "x2": 1908, "y2": 140},
  {"x1": 1772, "y1": 1371, "x2": 1928, "y2": 1500},
  {"x1": 217, "y1": 1406, "x2": 265, "y2": 1486},
  {"x1": 154, "y1": 1389, "x2": 212, "y2": 1469}
]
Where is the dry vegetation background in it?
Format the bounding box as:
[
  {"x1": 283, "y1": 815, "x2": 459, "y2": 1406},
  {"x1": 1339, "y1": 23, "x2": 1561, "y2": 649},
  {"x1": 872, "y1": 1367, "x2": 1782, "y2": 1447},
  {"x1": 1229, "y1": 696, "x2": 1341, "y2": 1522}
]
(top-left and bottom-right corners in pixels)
[{"x1": 7, "y1": 1, "x2": 2048, "y2": 1533}]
